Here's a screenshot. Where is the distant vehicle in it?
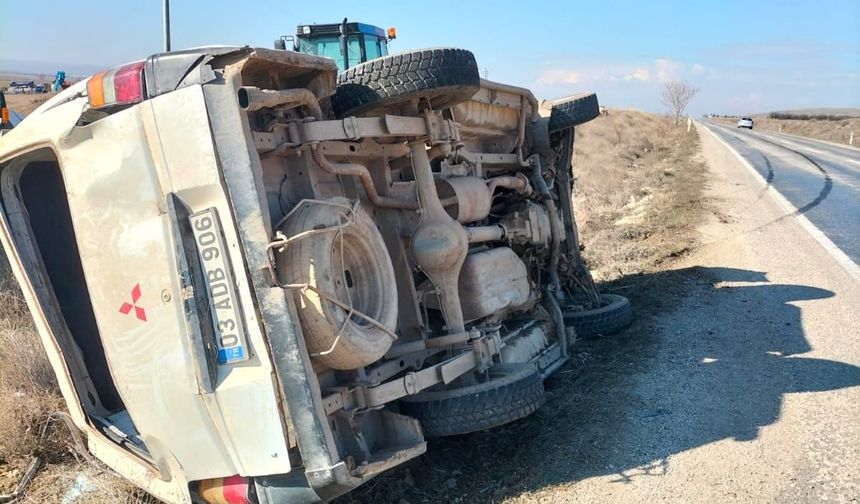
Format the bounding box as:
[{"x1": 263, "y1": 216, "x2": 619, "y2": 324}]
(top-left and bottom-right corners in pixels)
[
  {"x1": 737, "y1": 117, "x2": 754, "y2": 129},
  {"x1": 9, "y1": 80, "x2": 46, "y2": 94}
]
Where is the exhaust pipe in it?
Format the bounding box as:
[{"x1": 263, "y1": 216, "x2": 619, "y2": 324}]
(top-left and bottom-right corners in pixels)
[
  {"x1": 311, "y1": 147, "x2": 420, "y2": 210},
  {"x1": 237, "y1": 86, "x2": 323, "y2": 119}
]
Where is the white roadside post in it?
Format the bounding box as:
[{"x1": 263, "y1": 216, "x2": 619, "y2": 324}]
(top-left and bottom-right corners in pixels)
[
  {"x1": 850, "y1": 131, "x2": 854, "y2": 146},
  {"x1": 686, "y1": 116, "x2": 692, "y2": 132}
]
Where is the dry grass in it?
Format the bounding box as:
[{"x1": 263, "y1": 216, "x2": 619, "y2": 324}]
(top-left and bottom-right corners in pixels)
[
  {"x1": 572, "y1": 109, "x2": 707, "y2": 281},
  {"x1": 14, "y1": 464, "x2": 156, "y2": 504},
  {"x1": 712, "y1": 116, "x2": 860, "y2": 146},
  {"x1": 0, "y1": 286, "x2": 71, "y2": 497},
  {"x1": 0, "y1": 108, "x2": 707, "y2": 503},
  {"x1": 2, "y1": 93, "x2": 53, "y2": 118},
  {"x1": 0, "y1": 280, "x2": 154, "y2": 502},
  {"x1": 0, "y1": 290, "x2": 65, "y2": 463}
]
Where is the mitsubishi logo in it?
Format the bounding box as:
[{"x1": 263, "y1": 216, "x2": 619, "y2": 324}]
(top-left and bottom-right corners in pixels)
[{"x1": 119, "y1": 283, "x2": 147, "y2": 322}]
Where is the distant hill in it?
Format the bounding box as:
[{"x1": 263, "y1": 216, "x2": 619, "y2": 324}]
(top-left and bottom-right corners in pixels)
[
  {"x1": 0, "y1": 59, "x2": 103, "y2": 79},
  {"x1": 756, "y1": 107, "x2": 860, "y2": 118}
]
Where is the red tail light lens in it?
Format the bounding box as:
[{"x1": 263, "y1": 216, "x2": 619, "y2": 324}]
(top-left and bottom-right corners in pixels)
[
  {"x1": 198, "y1": 475, "x2": 253, "y2": 504},
  {"x1": 87, "y1": 61, "x2": 146, "y2": 110},
  {"x1": 113, "y1": 62, "x2": 145, "y2": 104}
]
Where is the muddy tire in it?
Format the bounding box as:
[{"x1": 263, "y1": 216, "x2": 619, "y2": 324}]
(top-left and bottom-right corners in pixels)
[
  {"x1": 331, "y1": 48, "x2": 481, "y2": 117},
  {"x1": 548, "y1": 92, "x2": 600, "y2": 131},
  {"x1": 399, "y1": 364, "x2": 545, "y2": 437},
  {"x1": 563, "y1": 293, "x2": 633, "y2": 339},
  {"x1": 277, "y1": 199, "x2": 397, "y2": 370}
]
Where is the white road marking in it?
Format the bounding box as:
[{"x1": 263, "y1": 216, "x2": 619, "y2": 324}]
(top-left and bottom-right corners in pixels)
[
  {"x1": 775, "y1": 138, "x2": 825, "y2": 155},
  {"x1": 699, "y1": 122, "x2": 860, "y2": 283},
  {"x1": 765, "y1": 128, "x2": 860, "y2": 154}
]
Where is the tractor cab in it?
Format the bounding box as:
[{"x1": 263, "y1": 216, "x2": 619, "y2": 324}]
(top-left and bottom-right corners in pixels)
[{"x1": 276, "y1": 19, "x2": 395, "y2": 72}]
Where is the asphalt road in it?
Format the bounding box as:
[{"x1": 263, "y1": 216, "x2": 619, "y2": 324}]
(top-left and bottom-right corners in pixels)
[
  {"x1": 704, "y1": 122, "x2": 860, "y2": 265},
  {"x1": 501, "y1": 124, "x2": 860, "y2": 503}
]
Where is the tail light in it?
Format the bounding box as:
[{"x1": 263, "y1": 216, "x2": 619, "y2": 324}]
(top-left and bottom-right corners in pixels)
[
  {"x1": 198, "y1": 475, "x2": 254, "y2": 504},
  {"x1": 0, "y1": 92, "x2": 8, "y2": 125},
  {"x1": 86, "y1": 61, "x2": 146, "y2": 110}
]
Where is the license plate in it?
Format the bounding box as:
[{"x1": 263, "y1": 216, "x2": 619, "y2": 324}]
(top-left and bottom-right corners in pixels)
[{"x1": 189, "y1": 208, "x2": 249, "y2": 364}]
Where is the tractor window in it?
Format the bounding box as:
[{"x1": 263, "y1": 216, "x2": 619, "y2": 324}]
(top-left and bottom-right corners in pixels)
[
  {"x1": 346, "y1": 36, "x2": 362, "y2": 67},
  {"x1": 298, "y1": 35, "x2": 362, "y2": 71},
  {"x1": 299, "y1": 36, "x2": 343, "y2": 68},
  {"x1": 364, "y1": 35, "x2": 384, "y2": 60}
]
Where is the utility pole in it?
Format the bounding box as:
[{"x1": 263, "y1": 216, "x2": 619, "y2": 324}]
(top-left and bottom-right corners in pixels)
[{"x1": 163, "y1": 0, "x2": 171, "y2": 52}]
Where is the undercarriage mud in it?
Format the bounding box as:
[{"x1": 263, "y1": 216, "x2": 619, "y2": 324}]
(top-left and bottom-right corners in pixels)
[{"x1": 243, "y1": 47, "x2": 633, "y2": 499}]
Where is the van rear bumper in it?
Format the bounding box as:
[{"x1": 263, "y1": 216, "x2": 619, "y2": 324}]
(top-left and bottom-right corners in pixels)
[{"x1": 253, "y1": 440, "x2": 426, "y2": 503}]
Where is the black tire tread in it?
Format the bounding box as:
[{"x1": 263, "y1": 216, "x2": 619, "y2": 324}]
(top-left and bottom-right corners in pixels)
[
  {"x1": 548, "y1": 92, "x2": 600, "y2": 130},
  {"x1": 399, "y1": 364, "x2": 545, "y2": 437},
  {"x1": 564, "y1": 293, "x2": 633, "y2": 339},
  {"x1": 331, "y1": 48, "x2": 480, "y2": 117}
]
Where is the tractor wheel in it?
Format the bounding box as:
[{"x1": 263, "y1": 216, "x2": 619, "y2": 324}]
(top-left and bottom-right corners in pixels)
[
  {"x1": 399, "y1": 363, "x2": 545, "y2": 437},
  {"x1": 331, "y1": 48, "x2": 481, "y2": 117},
  {"x1": 547, "y1": 92, "x2": 600, "y2": 131},
  {"x1": 563, "y1": 294, "x2": 633, "y2": 339}
]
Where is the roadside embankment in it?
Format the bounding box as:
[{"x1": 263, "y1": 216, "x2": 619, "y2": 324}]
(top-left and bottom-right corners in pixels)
[{"x1": 572, "y1": 110, "x2": 707, "y2": 281}]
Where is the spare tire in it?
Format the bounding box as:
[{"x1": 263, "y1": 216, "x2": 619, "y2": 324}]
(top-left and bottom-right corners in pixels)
[
  {"x1": 563, "y1": 293, "x2": 632, "y2": 339},
  {"x1": 276, "y1": 199, "x2": 398, "y2": 370},
  {"x1": 548, "y1": 92, "x2": 600, "y2": 131},
  {"x1": 399, "y1": 363, "x2": 545, "y2": 437},
  {"x1": 331, "y1": 48, "x2": 481, "y2": 117}
]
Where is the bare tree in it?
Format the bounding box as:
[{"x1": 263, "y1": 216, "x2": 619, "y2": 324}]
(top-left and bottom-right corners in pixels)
[{"x1": 662, "y1": 80, "x2": 699, "y2": 124}]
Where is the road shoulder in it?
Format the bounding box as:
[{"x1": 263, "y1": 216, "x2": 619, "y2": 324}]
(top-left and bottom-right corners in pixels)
[{"x1": 508, "y1": 122, "x2": 860, "y2": 503}]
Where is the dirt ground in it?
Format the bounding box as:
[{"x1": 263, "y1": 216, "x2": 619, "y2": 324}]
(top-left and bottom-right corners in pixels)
[
  {"x1": 334, "y1": 111, "x2": 712, "y2": 504},
  {"x1": 2, "y1": 92, "x2": 53, "y2": 117},
  {"x1": 0, "y1": 109, "x2": 707, "y2": 502},
  {"x1": 333, "y1": 117, "x2": 860, "y2": 504},
  {"x1": 490, "y1": 124, "x2": 860, "y2": 503},
  {"x1": 1, "y1": 74, "x2": 56, "y2": 117}
]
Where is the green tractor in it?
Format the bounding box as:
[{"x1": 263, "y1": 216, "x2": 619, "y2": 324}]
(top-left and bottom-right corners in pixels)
[{"x1": 275, "y1": 18, "x2": 396, "y2": 73}]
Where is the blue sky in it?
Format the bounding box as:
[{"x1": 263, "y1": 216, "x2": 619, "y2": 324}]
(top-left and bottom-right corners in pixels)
[{"x1": 2, "y1": 0, "x2": 858, "y2": 115}]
